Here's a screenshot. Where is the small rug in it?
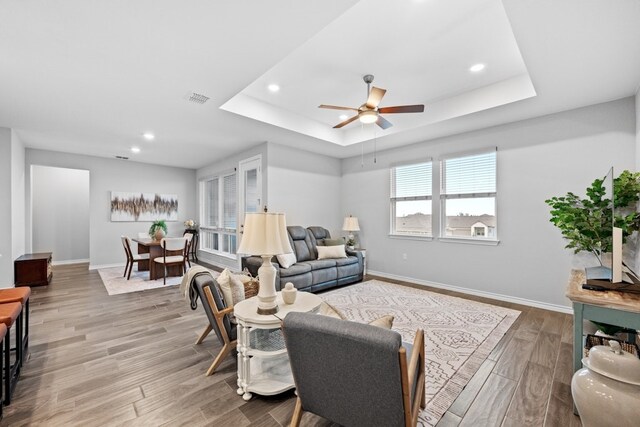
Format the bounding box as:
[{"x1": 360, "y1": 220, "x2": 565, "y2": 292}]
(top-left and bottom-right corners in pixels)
[
  {"x1": 321, "y1": 280, "x2": 520, "y2": 427},
  {"x1": 98, "y1": 266, "x2": 218, "y2": 296}
]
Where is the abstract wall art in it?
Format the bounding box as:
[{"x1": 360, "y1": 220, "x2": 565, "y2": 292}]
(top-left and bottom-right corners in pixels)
[{"x1": 110, "y1": 192, "x2": 178, "y2": 222}]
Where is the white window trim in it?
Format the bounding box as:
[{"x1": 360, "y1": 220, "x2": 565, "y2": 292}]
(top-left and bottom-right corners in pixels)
[{"x1": 199, "y1": 171, "x2": 238, "y2": 258}]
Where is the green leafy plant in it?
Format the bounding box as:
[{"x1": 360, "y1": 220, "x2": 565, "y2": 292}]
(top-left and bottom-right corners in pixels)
[
  {"x1": 545, "y1": 170, "x2": 640, "y2": 265},
  {"x1": 148, "y1": 219, "x2": 168, "y2": 237}
]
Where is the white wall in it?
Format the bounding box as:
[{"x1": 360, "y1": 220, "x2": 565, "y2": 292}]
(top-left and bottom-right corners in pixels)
[
  {"x1": 31, "y1": 166, "x2": 90, "y2": 263},
  {"x1": 26, "y1": 149, "x2": 197, "y2": 269},
  {"x1": 341, "y1": 98, "x2": 636, "y2": 310},
  {"x1": 11, "y1": 131, "x2": 25, "y2": 265},
  {"x1": 267, "y1": 142, "x2": 343, "y2": 236},
  {"x1": 636, "y1": 89, "x2": 640, "y2": 169},
  {"x1": 0, "y1": 128, "x2": 12, "y2": 287}
]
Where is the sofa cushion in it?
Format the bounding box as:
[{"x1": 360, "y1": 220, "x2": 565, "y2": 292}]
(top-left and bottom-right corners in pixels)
[
  {"x1": 288, "y1": 226, "x2": 315, "y2": 262},
  {"x1": 337, "y1": 262, "x2": 361, "y2": 278},
  {"x1": 336, "y1": 256, "x2": 359, "y2": 267},
  {"x1": 279, "y1": 263, "x2": 312, "y2": 278},
  {"x1": 322, "y1": 237, "x2": 345, "y2": 246},
  {"x1": 280, "y1": 272, "x2": 312, "y2": 290},
  {"x1": 305, "y1": 259, "x2": 337, "y2": 270},
  {"x1": 317, "y1": 245, "x2": 347, "y2": 260},
  {"x1": 312, "y1": 267, "x2": 337, "y2": 284},
  {"x1": 276, "y1": 252, "x2": 297, "y2": 269}
]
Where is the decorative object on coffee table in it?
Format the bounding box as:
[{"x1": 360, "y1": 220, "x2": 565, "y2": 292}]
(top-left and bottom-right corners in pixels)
[
  {"x1": 282, "y1": 282, "x2": 297, "y2": 304},
  {"x1": 342, "y1": 214, "x2": 360, "y2": 249},
  {"x1": 236, "y1": 210, "x2": 292, "y2": 315}
]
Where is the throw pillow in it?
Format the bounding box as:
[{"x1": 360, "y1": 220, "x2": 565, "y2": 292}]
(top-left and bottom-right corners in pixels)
[
  {"x1": 318, "y1": 302, "x2": 347, "y2": 319},
  {"x1": 217, "y1": 269, "x2": 253, "y2": 306},
  {"x1": 276, "y1": 252, "x2": 297, "y2": 269},
  {"x1": 323, "y1": 237, "x2": 346, "y2": 246},
  {"x1": 368, "y1": 315, "x2": 394, "y2": 330},
  {"x1": 317, "y1": 245, "x2": 347, "y2": 260}
]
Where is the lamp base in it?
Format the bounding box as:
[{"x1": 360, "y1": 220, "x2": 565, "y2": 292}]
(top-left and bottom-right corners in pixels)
[{"x1": 257, "y1": 255, "x2": 279, "y2": 315}]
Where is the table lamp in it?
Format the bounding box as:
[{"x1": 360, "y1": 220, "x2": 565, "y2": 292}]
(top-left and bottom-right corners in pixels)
[
  {"x1": 342, "y1": 215, "x2": 360, "y2": 248},
  {"x1": 237, "y1": 211, "x2": 292, "y2": 315}
]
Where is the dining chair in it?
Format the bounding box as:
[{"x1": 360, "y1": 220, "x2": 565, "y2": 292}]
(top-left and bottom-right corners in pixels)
[
  {"x1": 121, "y1": 236, "x2": 150, "y2": 280},
  {"x1": 183, "y1": 233, "x2": 193, "y2": 269},
  {"x1": 283, "y1": 312, "x2": 426, "y2": 427},
  {"x1": 153, "y1": 237, "x2": 188, "y2": 285}
]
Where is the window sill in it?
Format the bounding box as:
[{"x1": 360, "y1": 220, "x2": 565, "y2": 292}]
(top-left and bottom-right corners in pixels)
[
  {"x1": 199, "y1": 248, "x2": 238, "y2": 260},
  {"x1": 388, "y1": 234, "x2": 433, "y2": 242},
  {"x1": 438, "y1": 237, "x2": 500, "y2": 246}
]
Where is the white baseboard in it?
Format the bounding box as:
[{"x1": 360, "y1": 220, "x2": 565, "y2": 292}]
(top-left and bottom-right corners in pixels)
[
  {"x1": 52, "y1": 258, "x2": 90, "y2": 266},
  {"x1": 89, "y1": 262, "x2": 126, "y2": 271},
  {"x1": 368, "y1": 269, "x2": 573, "y2": 314}
]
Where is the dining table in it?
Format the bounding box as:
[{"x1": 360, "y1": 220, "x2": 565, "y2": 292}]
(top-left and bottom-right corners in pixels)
[{"x1": 132, "y1": 237, "x2": 185, "y2": 280}]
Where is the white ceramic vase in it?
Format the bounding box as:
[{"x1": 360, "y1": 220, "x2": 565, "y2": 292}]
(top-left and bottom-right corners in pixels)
[
  {"x1": 571, "y1": 341, "x2": 640, "y2": 427},
  {"x1": 281, "y1": 282, "x2": 297, "y2": 305}
]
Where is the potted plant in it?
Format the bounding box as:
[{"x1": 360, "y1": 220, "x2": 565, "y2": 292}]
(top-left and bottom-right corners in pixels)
[
  {"x1": 149, "y1": 219, "x2": 168, "y2": 240},
  {"x1": 545, "y1": 170, "x2": 640, "y2": 266}
]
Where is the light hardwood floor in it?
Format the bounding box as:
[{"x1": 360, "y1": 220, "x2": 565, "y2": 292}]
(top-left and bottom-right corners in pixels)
[{"x1": 2, "y1": 264, "x2": 581, "y2": 426}]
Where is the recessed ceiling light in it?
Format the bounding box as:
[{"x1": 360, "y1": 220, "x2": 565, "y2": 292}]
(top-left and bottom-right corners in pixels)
[
  {"x1": 267, "y1": 84, "x2": 280, "y2": 93},
  {"x1": 469, "y1": 63, "x2": 485, "y2": 73},
  {"x1": 339, "y1": 114, "x2": 349, "y2": 120},
  {"x1": 131, "y1": 147, "x2": 141, "y2": 153},
  {"x1": 143, "y1": 132, "x2": 155, "y2": 141}
]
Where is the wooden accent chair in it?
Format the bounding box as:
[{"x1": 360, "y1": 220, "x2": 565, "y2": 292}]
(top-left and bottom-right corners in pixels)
[
  {"x1": 192, "y1": 273, "x2": 237, "y2": 376},
  {"x1": 153, "y1": 237, "x2": 187, "y2": 285},
  {"x1": 120, "y1": 236, "x2": 149, "y2": 280},
  {"x1": 282, "y1": 312, "x2": 426, "y2": 427}
]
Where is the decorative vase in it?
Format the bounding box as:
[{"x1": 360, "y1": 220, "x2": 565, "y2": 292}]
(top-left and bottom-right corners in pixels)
[
  {"x1": 282, "y1": 282, "x2": 297, "y2": 305},
  {"x1": 154, "y1": 228, "x2": 166, "y2": 241},
  {"x1": 571, "y1": 341, "x2": 640, "y2": 427}
]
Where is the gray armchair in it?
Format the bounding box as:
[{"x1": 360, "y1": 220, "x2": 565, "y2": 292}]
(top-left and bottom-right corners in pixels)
[{"x1": 282, "y1": 312, "x2": 426, "y2": 427}]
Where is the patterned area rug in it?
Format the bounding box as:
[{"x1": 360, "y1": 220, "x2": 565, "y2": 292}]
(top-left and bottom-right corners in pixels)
[
  {"x1": 321, "y1": 280, "x2": 520, "y2": 427},
  {"x1": 98, "y1": 266, "x2": 218, "y2": 295}
]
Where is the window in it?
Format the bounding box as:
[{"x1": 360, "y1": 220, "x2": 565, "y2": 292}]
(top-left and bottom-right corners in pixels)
[
  {"x1": 200, "y1": 172, "x2": 237, "y2": 256},
  {"x1": 440, "y1": 150, "x2": 496, "y2": 240},
  {"x1": 390, "y1": 161, "x2": 432, "y2": 236}
]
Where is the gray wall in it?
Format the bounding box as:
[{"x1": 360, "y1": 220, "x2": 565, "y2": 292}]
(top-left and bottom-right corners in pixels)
[
  {"x1": 267, "y1": 142, "x2": 343, "y2": 237},
  {"x1": 31, "y1": 165, "x2": 90, "y2": 263},
  {"x1": 26, "y1": 149, "x2": 197, "y2": 269},
  {"x1": 0, "y1": 129, "x2": 12, "y2": 287},
  {"x1": 11, "y1": 130, "x2": 25, "y2": 265},
  {"x1": 341, "y1": 97, "x2": 636, "y2": 310}
]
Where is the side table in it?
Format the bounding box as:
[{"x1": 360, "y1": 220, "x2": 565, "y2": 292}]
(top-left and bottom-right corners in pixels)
[{"x1": 233, "y1": 291, "x2": 322, "y2": 401}]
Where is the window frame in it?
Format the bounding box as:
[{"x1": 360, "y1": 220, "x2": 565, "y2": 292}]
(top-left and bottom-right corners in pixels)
[
  {"x1": 199, "y1": 170, "x2": 238, "y2": 258},
  {"x1": 389, "y1": 159, "x2": 433, "y2": 238},
  {"x1": 439, "y1": 148, "x2": 498, "y2": 243}
]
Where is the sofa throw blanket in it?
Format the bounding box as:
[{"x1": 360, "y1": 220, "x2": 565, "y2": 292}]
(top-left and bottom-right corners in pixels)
[{"x1": 179, "y1": 266, "x2": 212, "y2": 309}]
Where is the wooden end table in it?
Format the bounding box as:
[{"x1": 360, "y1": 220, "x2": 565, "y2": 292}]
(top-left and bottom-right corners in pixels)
[{"x1": 233, "y1": 291, "x2": 322, "y2": 401}]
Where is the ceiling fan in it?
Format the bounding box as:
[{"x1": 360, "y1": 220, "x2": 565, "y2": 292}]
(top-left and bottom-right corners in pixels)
[{"x1": 319, "y1": 74, "x2": 424, "y2": 130}]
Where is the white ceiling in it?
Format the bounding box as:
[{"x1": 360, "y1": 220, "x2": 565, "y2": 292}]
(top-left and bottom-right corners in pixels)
[{"x1": 1, "y1": 0, "x2": 639, "y2": 169}]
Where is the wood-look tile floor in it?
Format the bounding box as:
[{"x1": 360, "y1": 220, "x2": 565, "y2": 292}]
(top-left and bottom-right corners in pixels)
[{"x1": 2, "y1": 264, "x2": 582, "y2": 426}]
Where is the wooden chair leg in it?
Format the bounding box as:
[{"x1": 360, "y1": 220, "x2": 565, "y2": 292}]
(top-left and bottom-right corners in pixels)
[
  {"x1": 127, "y1": 262, "x2": 133, "y2": 280},
  {"x1": 205, "y1": 342, "x2": 236, "y2": 376},
  {"x1": 123, "y1": 260, "x2": 129, "y2": 277},
  {"x1": 195, "y1": 324, "x2": 212, "y2": 345},
  {"x1": 163, "y1": 265, "x2": 167, "y2": 285},
  {"x1": 290, "y1": 397, "x2": 304, "y2": 427}
]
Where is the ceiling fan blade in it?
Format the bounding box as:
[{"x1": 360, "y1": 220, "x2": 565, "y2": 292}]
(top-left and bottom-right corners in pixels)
[
  {"x1": 319, "y1": 104, "x2": 358, "y2": 111},
  {"x1": 378, "y1": 105, "x2": 425, "y2": 114},
  {"x1": 376, "y1": 115, "x2": 393, "y2": 130},
  {"x1": 365, "y1": 86, "x2": 387, "y2": 109},
  {"x1": 333, "y1": 115, "x2": 359, "y2": 129}
]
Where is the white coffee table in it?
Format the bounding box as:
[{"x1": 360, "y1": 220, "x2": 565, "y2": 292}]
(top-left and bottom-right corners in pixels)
[{"x1": 233, "y1": 291, "x2": 322, "y2": 401}]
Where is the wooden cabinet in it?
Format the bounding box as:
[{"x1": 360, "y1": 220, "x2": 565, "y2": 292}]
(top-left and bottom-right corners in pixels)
[{"x1": 14, "y1": 252, "x2": 52, "y2": 287}]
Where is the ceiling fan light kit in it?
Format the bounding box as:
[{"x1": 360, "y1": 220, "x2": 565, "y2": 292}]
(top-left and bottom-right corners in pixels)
[{"x1": 319, "y1": 74, "x2": 425, "y2": 129}]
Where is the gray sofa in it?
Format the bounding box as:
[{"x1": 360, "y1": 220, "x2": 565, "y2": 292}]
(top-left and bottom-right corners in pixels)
[{"x1": 241, "y1": 226, "x2": 363, "y2": 293}]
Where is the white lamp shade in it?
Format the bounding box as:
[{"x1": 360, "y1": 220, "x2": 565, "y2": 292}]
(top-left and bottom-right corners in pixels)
[
  {"x1": 237, "y1": 212, "x2": 293, "y2": 255},
  {"x1": 342, "y1": 216, "x2": 360, "y2": 232}
]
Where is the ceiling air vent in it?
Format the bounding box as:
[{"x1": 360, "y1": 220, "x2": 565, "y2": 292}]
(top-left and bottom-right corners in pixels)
[
  {"x1": 115, "y1": 155, "x2": 129, "y2": 160},
  {"x1": 184, "y1": 91, "x2": 210, "y2": 105}
]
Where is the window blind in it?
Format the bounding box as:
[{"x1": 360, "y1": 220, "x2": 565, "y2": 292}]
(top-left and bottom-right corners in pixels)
[
  {"x1": 205, "y1": 178, "x2": 219, "y2": 227},
  {"x1": 223, "y1": 174, "x2": 237, "y2": 229},
  {"x1": 391, "y1": 162, "x2": 432, "y2": 200},
  {"x1": 441, "y1": 151, "x2": 496, "y2": 196}
]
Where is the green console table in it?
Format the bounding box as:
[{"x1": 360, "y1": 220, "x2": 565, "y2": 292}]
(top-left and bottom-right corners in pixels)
[{"x1": 566, "y1": 269, "x2": 640, "y2": 412}]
